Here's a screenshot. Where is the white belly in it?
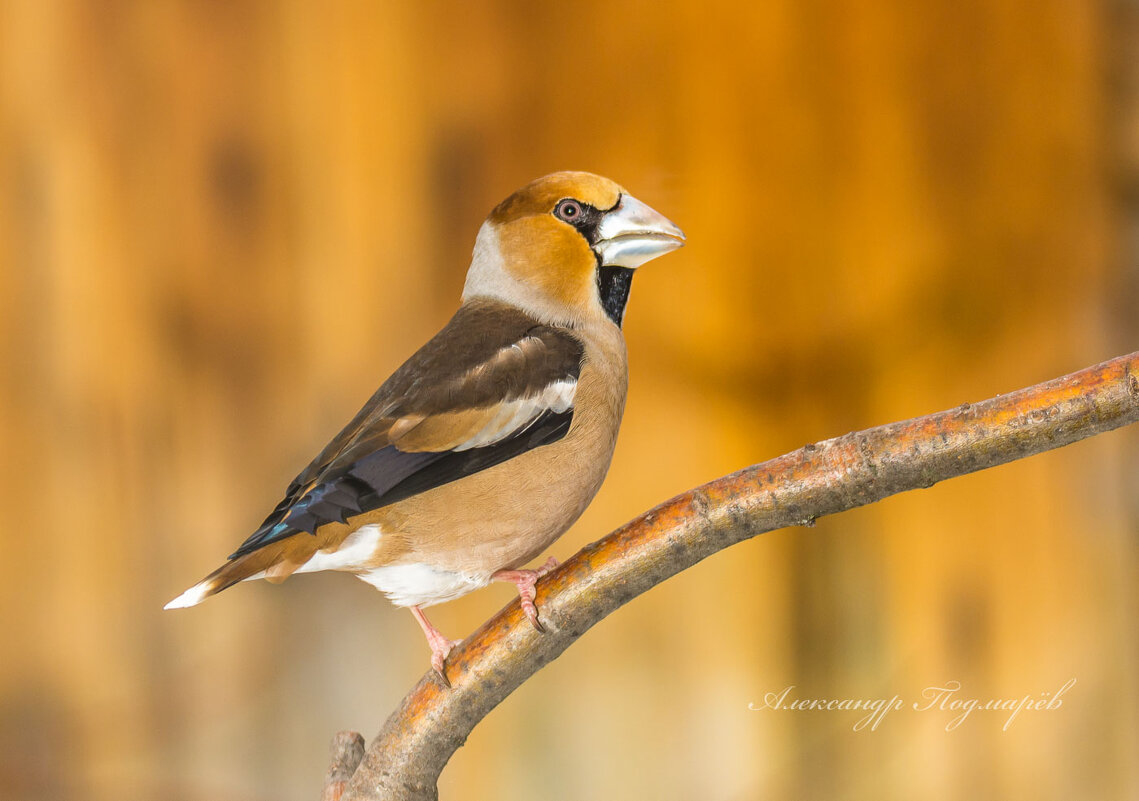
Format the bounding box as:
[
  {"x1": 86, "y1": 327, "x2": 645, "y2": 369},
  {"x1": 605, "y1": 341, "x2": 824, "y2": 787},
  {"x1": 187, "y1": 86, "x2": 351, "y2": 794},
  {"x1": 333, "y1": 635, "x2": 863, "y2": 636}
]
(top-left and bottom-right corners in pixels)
[{"x1": 357, "y1": 562, "x2": 488, "y2": 607}]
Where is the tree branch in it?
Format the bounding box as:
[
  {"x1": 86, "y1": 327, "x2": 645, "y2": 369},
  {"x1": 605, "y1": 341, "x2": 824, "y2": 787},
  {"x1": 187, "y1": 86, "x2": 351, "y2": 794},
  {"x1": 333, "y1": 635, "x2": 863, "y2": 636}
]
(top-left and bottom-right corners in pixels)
[
  {"x1": 321, "y1": 732, "x2": 366, "y2": 801},
  {"x1": 339, "y1": 352, "x2": 1139, "y2": 801}
]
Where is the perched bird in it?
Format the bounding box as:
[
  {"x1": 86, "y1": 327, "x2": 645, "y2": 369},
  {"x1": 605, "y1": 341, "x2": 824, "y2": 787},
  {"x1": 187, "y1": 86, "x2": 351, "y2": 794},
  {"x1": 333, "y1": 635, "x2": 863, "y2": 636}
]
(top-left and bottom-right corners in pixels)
[{"x1": 166, "y1": 171, "x2": 684, "y2": 681}]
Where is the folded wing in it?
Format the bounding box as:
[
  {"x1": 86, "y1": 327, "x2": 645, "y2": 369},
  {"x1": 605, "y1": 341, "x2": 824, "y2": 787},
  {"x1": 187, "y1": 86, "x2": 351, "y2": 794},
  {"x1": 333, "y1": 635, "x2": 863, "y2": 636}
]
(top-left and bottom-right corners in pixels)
[{"x1": 230, "y1": 300, "x2": 585, "y2": 558}]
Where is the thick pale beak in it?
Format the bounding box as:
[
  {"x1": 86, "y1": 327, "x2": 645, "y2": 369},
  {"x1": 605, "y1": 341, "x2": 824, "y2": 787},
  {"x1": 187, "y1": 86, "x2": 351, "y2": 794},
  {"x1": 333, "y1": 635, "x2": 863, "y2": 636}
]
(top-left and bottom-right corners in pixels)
[{"x1": 594, "y1": 194, "x2": 685, "y2": 269}]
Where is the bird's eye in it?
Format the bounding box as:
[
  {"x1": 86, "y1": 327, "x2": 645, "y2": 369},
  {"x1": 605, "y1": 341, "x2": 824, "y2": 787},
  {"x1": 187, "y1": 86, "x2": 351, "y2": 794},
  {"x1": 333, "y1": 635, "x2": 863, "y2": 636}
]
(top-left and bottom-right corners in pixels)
[{"x1": 555, "y1": 199, "x2": 583, "y2": 223}]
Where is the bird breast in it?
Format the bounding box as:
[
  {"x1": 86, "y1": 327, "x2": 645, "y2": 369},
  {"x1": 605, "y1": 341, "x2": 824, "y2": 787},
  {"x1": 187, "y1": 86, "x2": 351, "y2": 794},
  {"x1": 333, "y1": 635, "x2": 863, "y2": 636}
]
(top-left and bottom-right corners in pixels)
[{"x1": 356, "y1": 319, "x2": 629, "y2": 600}]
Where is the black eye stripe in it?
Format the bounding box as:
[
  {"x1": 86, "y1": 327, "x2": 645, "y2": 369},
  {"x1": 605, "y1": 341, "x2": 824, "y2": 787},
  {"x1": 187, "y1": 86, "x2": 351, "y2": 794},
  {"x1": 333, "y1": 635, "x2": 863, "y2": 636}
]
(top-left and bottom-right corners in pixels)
[{"x1": 552, "y1": 196, "x2": 612, "y2": 245}]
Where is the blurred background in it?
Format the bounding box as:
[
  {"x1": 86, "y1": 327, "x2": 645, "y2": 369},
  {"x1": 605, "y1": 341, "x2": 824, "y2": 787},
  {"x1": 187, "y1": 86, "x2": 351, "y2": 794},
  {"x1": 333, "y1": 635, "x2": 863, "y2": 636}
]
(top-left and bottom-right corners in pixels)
[{"x1": 1, "y1": 1, "x2": 1137, "y2": 799}]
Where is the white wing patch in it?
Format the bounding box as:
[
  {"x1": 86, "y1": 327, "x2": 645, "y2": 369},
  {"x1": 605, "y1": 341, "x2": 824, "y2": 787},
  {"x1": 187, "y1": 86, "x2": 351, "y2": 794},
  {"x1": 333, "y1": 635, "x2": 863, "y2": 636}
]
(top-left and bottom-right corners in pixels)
[{"x1": 453, "y1": 377, "x2": 576, "y2": 451}]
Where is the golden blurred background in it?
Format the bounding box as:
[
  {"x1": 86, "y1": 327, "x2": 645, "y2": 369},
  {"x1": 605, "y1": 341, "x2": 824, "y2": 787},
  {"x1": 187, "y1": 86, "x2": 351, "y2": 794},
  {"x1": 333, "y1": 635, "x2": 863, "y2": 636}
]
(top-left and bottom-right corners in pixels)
[{"x1": 2, "y1": 1, "x2": 1137, "y2": 799}]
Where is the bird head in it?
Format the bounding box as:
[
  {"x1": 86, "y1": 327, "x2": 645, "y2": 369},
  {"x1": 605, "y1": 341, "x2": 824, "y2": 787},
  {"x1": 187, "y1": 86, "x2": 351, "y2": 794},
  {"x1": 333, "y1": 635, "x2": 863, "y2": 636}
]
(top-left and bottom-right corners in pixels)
[{"x1": 463, "y1": 171, "x2": 685, "y2": 327}]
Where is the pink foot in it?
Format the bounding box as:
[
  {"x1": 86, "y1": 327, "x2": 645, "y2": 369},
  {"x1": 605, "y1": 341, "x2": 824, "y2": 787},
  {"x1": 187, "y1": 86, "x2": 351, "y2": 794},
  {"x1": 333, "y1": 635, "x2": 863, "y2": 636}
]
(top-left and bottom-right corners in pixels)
[
  {"x1": 410, "y1": 606, "x2": 461, "y2": 686},
  {"x1": 492, "y1": 556, "x2": 559, "y2": 632}
]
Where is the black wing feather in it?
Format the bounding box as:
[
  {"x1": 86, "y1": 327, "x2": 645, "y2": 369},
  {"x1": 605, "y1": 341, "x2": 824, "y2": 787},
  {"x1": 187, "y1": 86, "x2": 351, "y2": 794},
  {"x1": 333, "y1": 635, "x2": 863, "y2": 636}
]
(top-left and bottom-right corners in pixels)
[{"x1": 229, "y1": 300, "x2": 584, "y2": 560}]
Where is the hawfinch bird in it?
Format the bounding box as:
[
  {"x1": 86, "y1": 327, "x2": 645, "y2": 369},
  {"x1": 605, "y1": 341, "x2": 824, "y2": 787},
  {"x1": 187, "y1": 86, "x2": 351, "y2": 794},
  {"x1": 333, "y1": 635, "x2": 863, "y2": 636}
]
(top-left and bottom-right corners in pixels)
[{"x1": 166, "y1": 171, "x2": 685, "y2": 681}]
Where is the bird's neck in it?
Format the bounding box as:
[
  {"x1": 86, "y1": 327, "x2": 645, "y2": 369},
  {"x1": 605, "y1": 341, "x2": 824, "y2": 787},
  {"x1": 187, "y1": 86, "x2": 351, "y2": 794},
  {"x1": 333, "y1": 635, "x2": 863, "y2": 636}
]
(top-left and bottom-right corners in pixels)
[{"x1": 596, "y1": 266, "x2": 635, "y2": 328}]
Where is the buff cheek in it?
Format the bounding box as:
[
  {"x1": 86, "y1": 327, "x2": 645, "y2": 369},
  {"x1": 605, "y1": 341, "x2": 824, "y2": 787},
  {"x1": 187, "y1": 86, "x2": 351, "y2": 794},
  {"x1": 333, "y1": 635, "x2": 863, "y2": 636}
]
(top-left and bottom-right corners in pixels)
[{"x1": 499, "y1": 218, "x2": 597, "y2": 310}]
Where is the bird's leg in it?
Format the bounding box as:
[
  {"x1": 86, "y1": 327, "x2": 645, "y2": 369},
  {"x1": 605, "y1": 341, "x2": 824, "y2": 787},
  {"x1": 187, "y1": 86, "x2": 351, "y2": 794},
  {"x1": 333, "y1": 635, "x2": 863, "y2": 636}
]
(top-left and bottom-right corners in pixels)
[
  {"x1": 409, "y1": 605, "x2": 460, "y2": 685},
  {"x1": 491, "y1": 556, "x2": 559, "y2": 632}
]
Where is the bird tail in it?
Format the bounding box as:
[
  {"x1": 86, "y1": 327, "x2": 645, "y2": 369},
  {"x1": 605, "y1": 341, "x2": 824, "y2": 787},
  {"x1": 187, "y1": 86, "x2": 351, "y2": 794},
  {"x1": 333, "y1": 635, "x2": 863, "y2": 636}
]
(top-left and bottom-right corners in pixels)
[{"x1": 163, "y1": 542, "x2": 303, "y2": 609}]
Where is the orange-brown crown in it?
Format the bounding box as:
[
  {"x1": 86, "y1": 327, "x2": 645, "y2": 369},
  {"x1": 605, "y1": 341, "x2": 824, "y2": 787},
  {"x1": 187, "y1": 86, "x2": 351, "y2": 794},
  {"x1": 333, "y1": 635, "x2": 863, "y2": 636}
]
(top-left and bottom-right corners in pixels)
[
  {"x1": 488, "y1": 171, "x2": 623, "y2": 225},
  {"x1": 477, "y1": 172, "x2": 624, "y2": 321}
]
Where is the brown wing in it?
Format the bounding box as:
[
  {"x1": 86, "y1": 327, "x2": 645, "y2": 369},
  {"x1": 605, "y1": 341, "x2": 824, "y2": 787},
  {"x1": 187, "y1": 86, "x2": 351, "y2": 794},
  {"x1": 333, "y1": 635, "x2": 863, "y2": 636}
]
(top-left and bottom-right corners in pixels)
[{"x1": 230, "y1": 299, "x2": 584, "y2": 558}]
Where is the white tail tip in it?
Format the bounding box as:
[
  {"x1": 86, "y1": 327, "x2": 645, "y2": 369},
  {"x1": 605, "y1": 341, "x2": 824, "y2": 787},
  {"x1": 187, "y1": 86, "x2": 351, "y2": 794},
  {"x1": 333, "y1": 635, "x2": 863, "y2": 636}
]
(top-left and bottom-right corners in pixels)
[{"x1": 164, "y1": 582, "x2": 210, "y2": 610}]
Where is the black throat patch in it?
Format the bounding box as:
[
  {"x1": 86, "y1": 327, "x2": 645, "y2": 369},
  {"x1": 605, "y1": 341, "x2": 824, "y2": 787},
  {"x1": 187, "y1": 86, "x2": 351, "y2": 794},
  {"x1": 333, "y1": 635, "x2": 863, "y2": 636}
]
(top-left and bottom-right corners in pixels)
[{"x1": 597, "y1": 265, "x2": 635, "y2": 327}]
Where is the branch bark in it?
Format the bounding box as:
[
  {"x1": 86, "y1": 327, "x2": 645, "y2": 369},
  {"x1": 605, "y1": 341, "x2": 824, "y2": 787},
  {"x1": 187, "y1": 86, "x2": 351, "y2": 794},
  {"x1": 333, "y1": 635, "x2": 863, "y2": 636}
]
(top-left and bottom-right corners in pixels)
[
  {"x1": 321, "y1": 732, "x2": 366, "y2": 801},
  {"x1": 338, "y1": 352, "x2": 1139, "y2": 801}
]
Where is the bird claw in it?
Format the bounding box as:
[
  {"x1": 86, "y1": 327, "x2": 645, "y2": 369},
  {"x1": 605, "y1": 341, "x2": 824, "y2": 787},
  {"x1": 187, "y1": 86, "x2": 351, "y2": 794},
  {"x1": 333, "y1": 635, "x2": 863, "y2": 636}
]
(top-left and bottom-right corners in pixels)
[
  {"x1": 411, "y1": 557, "x2": 559, "y2": 684},
  {"x1": 428, "y1": 638, "x2": 462, "y2": 688},
  {"x1": 411, "y1": 606, "x2": 461, "y2": 687},
  {"x1": 493, "y1": 556, "x2": 559, "y2": 632}
]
